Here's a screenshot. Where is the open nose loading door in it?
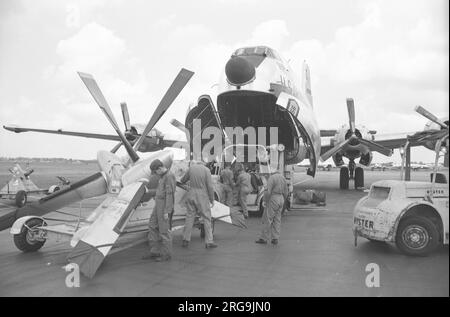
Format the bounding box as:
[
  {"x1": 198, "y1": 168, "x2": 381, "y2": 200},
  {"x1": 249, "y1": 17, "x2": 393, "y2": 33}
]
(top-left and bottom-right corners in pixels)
[
  {"x1": 276, "y1": 92, "x2": 319, "y2": 177},
  {"x1": 185, "y1": 95, "x2": 225, "y2": 161}
]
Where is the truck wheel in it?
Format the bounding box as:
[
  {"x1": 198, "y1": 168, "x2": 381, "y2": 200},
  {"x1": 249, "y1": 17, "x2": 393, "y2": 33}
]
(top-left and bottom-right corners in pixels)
[
  {"x1": 15, "y1": 190, "x2": 27, "y2": 207},
  {"x1": 396, "y1": 216, "x2": 439, "y2": 256},
  {"x1": 13, "y1": 218, "x2": 46, "y2": 252},
  {"x1": 339, "y1": 167, "x2": 349, "y2": 189},
  {"x1": 354, "y1": 167, "x2": 364, "y2": 189}
]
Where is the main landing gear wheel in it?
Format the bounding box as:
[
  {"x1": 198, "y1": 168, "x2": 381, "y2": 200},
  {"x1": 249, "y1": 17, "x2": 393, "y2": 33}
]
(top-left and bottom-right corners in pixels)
[
  {"x1": 395, "y1": 216, "x2": 439, "y2": 256},
  {"x1": 339, "y1": 167, "x2": 349, "y2": 189},
  {"x1": 13, "y1": 218, "x2": 47, "y2": 252},
  {"x1": 15, "y1": 190, "x2": 27, "y2": 207},
  {"x1": 354, "y1": 167, "x2": 364, "y2": 189}
]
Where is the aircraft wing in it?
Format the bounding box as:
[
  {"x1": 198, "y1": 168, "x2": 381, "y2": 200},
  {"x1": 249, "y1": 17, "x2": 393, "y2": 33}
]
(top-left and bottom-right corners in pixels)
[
  {"x1": 370, "y1": 132, "x2": 416, "y2": 149},
  {"x1": 320, "y1": 129, "x2": 338, "y2": 137},
  {"x1": 319, "y1": 130, "x2": 440, "y2": 156},
  {"x1": 4, "y1": 125, "x2": 121, "y2": 142}
]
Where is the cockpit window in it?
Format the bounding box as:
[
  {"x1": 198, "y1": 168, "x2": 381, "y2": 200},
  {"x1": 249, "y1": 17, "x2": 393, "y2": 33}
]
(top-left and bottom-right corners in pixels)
[{"x1": 233, "y1": 46, "x2": 281, "y2": 61}]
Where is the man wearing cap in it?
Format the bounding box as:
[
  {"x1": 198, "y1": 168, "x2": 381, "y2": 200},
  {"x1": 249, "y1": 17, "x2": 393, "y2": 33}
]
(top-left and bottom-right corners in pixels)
[
  {"x1": 180, "y1": 161, "x2": 217, "y2": 249},
  {"x1": 255, "y1": 170, "x2": 288, "y2": 245},
  {"x1": 142, "y1": 159, "x2": 176, "y2": 261}
]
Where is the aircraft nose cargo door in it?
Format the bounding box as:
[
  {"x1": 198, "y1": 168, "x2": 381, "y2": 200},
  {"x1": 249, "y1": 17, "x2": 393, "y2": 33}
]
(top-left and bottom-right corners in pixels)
[{"x1": 185, "y1": 95, "x2": 225, "y2": 161}]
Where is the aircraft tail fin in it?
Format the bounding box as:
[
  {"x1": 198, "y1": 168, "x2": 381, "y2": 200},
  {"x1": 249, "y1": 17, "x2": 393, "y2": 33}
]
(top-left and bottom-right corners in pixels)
[{"x1": 302, "y1": 61, "x2": 313, "y2": 107}]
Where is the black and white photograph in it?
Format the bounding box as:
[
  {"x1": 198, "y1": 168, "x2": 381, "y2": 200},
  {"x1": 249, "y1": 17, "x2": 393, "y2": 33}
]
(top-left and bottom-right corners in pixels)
[{"x1": 0, "y1": 0, "x2": 448, "y2": 299}]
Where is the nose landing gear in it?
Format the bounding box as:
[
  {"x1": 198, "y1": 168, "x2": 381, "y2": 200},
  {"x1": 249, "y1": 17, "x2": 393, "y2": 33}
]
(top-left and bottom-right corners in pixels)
[{"x1": 339, "y1": 159, "x2": 364, "y2": 189}]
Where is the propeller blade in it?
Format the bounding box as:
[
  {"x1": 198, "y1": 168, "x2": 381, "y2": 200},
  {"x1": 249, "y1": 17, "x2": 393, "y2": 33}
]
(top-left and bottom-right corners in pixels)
[
  {"x1": 170, "y1": 118, "x2": 189, "y2": 135},
  {"x1": 320, "y1": 138, "x2": 352, "y2": 161},
  {"x1": 0, "y1": 173, "x2": 107, "y2": 232},
  {"x1": 347, "y1": 98, "x2": 356, "y2": 133},
  {"x1": 359, "y1": 139, "x2": 393, "y2": 156},
  {"x1": 415, "y1": 106, "x2": 448, "y2": 129},
  {"x1": 78, "y1": 72, "x2": 140, "y2": 163},
  {"x1": 120, "y1": 102, "x2": 131, "y2": 131},
  {"x1": 111, "y1": 142, "x2": 123, "y2": 153},
  {"x1": 133, "y1": 68, "x2": 194, "y2": 152}
]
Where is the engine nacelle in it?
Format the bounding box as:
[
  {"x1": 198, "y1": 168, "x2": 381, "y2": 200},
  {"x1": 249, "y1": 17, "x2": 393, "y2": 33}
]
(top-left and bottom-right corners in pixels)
[
  {"x1": 332, "y1": 153, "x2": 345, "y2": 167},
  {"x1": 359, "y1": 152, "x2": 373, "y2": 166}
]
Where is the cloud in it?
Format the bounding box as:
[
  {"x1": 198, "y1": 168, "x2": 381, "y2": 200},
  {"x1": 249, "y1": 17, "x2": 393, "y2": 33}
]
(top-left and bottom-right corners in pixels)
[
  {"x1": 55, "y1": 22, "x2": 127, "y2": 76},
  {"x1": 284, "y1": 0, "x2": 448, "y2": 88},
  {"x1": 246, "y1": 20, "x2": 290, "y2": 49}
]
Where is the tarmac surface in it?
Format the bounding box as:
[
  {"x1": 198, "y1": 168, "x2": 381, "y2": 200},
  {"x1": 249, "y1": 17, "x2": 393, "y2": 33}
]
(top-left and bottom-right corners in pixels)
[{"x1": 0, "y1": 169, "x2": 448, "y2": 297}]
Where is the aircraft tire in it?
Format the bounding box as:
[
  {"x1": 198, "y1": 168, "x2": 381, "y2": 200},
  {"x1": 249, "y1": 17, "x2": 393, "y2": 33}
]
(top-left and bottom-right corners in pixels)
[
  {"x1": 13, "y1": 218, "x2": 46, "y2": 252},
  {"x1": 15, "y1": 190, "x2": 27, "y2": 207},
  {"x1": 354, "y1": 167, "x2": 364, "y2": 189},
  {"x1": 339, "y1": 167, "x2": 349, "y2": 189}
]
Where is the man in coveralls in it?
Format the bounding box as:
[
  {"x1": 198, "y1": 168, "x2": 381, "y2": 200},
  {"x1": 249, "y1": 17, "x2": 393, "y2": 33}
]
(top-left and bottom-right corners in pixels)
[
  {"x1": 180, "y1": 161, "x2": 217, "y2": 249},
  {"x1": 219, "y1": 163, "x2": 235, "y2": 207},
  {"x1": 235, "y1": 165, "x2": 252, "y2": 219},
  {"x1": 142, "y1": 159, "x2": 176, "y2": 261},
  {"x1": 255, "y1": 170, "x2": 288, "y2": 245}
]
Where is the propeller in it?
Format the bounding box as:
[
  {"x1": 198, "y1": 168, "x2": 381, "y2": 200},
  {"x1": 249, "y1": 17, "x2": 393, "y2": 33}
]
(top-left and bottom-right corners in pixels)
[
  {"x1": 78, "y1": 72, "x2": 140, "y2": 163},
  {"x1": 347, "y1": 98, "x2": 356, "y2": 133},
  {"x1": 320, "y1": 98, "x2": 393, "y2": 161},
  {"x1": 132, "y1": 68, "x2": 194, "y2": 152},
  {"x1": 415, "y1": 106, "x2": 448, "y2": 129},
  {"x1": 170, "y1": 118, "x2": 188, "y2": 134},
  {"x1": 121, "y1": 102, "x2": 131, "y2": 132}
]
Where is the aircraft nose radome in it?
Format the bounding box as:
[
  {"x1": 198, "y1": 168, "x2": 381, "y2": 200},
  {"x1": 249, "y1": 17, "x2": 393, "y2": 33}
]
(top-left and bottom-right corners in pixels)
[{"x1": 225, "y1": 57, "x2": 255, "y2": 86}]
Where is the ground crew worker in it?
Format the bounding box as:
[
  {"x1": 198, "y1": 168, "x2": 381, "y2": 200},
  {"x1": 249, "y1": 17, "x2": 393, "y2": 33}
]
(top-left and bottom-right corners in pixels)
[
  {"x1": 236, "y1": 165, "x2": 251, "y2": 218},
  {"x1": 219, "y1": 163, "x2": 235, "y2": 207},
  {"x1": 180, "y1": 161, "x2": 217, "y2": 249},
  {"x1": 142, "y1": 159, "x2": 176, "y2": 261},
  {"x1": 255, "y1": 171, "x2": 288, "y2": 245}
]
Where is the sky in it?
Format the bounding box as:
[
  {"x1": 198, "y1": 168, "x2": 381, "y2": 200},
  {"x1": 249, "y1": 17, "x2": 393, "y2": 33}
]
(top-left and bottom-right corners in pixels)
[{"x1": 0, "y1": 0, "x2": 448, "y2": 163}]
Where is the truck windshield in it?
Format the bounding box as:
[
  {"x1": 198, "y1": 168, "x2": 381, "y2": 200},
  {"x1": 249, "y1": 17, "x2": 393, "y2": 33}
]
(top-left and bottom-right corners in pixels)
[{"x1": 370, "y1": 186, "x2": 391, "y2": 200}]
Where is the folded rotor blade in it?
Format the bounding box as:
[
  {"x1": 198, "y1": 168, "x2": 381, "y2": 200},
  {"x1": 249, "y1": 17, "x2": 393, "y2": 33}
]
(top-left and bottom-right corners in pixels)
[
  {"x1": 78, "y1": 72, "x2": 139, "y2": 163},
  {"x1": 415, "y1": 106, "x2": 448, "y2": 129},
  {"x1": 320, "y1": 138, "x2": 352, "y2": 161},
  {"x1": 170, "y1": 118, "x2": 188, "y2": 135},
  {"x1": 346, "y1": 98, "x2": 356, "y2": 133},
  {"x1": 0, "y1": 173, "x2": 107, "y2": 232},
  {"x1": 67, "y1": 182, "x2": 146, "y2": 278},
  {"x1": 359, "y1": 139, "x2": 393, "y2": 156},
  {"x1": 133, "y1": 69, "x2": 194, "y2": 151},
  {"x1": 120, "y1": 102, "x2": 131, "y2": 131},
  {"x1": 110, "y1": 142, "x2": 123, "y2": 153},
  {"x1": 3, "y1": 125, "x2": 121, "y2": 141}
]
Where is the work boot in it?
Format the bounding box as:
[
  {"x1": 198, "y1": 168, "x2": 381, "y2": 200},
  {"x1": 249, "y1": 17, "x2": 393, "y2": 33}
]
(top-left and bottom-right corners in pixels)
[
  {"x1": 205, "y1": 242, "x2": 218, "y2": 249},
  {"x1": 271, "y1": 239, "x2": 278, "y2": 245},
  {"x1": 255, "y1": 239, "x2": 267, "y2": 244},
  {"x1": 142, "y1": 252, "x2": 160, "y2": 260},
  {"x1": 154, "y1": 255, "x2": 172, "y2": 262},
  {"x1": 181, "y1": 240, "x2": 189, "y2": 248}
]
